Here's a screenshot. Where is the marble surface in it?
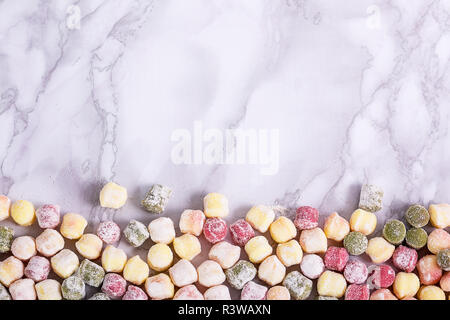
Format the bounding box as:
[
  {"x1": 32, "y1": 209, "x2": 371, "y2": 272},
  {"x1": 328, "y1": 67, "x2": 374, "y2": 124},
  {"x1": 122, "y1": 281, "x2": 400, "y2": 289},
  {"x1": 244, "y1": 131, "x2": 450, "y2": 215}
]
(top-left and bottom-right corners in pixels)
[{"x1": 1, "y1": 0, "x2": 450, "y2": 299}]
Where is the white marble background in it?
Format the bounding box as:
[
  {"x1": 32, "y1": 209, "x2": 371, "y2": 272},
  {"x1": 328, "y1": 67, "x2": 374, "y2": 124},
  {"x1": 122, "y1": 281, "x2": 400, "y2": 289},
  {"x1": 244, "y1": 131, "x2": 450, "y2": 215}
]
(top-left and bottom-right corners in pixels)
[{"x1": 1, "y1": 0, "x2": 450, "y2": 299}]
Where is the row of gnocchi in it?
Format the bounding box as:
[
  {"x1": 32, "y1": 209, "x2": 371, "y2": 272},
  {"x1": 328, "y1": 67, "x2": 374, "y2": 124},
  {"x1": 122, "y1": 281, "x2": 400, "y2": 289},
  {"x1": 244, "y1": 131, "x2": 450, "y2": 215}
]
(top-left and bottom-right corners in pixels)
[{"x1": 0, "y1": 183, "x2": 449, "y2": 300}]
